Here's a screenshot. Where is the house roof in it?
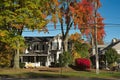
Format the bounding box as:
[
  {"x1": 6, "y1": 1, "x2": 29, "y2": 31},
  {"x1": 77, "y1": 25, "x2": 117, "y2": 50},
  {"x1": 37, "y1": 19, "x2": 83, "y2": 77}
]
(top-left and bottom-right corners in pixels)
[
  {"x1": 24, "y1": 36, "x2": 54, "y2": 42},
  {"x1": 102, "y1": 40, "x2": 120, "y2": 51}
]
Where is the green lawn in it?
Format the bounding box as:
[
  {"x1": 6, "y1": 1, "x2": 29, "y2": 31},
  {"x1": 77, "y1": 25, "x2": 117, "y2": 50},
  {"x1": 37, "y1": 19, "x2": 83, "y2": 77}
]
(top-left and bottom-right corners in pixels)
[{"x1": 0, "y1": 68, "x2": 120, "y2": 79}]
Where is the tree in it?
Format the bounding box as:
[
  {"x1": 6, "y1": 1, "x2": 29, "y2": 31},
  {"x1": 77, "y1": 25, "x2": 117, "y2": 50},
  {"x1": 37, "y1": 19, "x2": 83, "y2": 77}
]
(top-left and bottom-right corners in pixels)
[
  {"x1": 69, "y1": 0, "x2": 104, "y2": 74},
  {"x1": 51, "y1": 0, "x2": 105, "y2": 52},
  {"x1": 0, "y1": 30, "x2": 25, "y2": 68},
  {"x1": 69, "y1": 0, "x2": 105, "y2": 43},
  {"x1": 105, "y1": 48, "x2": 118, "y2": 65},
  {"x1": 74, "y1": 42, "x2": 90, "y2": 58},
  {"x1": 69, "y1": 33, "x2": 82, "y2": 63},
  {"x1": 0, "y1": 41, "x2": 13, "y2": 68},
  {"x1": 69, "y1": 32, "x2": 90, "y2": 64},
  {"x1": 59, "y1": 51, "x2": 72, "y2": 67},
  {"x1": 0, "y1": 0, "x2": 52, "y2": 68}
]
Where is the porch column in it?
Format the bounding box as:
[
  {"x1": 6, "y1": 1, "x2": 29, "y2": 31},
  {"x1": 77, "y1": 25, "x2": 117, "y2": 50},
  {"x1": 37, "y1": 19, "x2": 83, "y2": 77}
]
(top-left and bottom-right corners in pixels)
[
  {"x1": 46, "y1": 56, "x2": 50, "y2": 67},
  {"x1": 20, "y1": 56, "x2": 23, "y2": 63},
  {"x1": 34, "y1": 56, "x2": 36, "y2": 62}
]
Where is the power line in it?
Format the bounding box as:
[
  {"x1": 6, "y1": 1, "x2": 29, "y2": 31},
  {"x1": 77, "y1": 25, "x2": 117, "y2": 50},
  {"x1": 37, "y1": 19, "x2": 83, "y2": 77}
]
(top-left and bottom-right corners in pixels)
[
  {"x1": 47, "y1": 23, "x2": 120, "y2": 26},
  {"x1": 105, "y1": 23, "x2": 120, "y2": 26},
  {"x1": 22, "y1": 23, "x2": 120, "y2": 32}
]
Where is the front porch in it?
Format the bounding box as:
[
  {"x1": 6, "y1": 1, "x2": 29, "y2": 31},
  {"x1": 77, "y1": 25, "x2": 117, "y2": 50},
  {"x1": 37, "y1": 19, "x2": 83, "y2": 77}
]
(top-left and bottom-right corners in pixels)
[{"x1": 20, "y1": 53, "x2": 49, "y2": 68}]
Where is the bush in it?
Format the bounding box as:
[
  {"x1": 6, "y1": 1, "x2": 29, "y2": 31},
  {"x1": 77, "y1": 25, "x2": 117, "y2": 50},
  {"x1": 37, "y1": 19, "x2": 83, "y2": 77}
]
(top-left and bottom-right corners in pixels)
[
  {"x1": 59, "y1": 51, "x2": 72, "y2": 67},
  {"x1": 75, "y1": 58, "x2": 91, "y2": 70},
  {"x1": 105, "y1": 48, "x2": 118, "y2": 65},
  {"x1": 19, "y1": 63, "x2": 25, "y2": 68}
]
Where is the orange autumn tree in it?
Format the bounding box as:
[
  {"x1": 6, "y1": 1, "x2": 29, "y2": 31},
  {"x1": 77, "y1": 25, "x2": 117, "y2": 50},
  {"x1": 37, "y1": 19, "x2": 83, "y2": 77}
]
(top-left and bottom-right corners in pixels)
[
  {"x1": 51, "y1": 0, "x2": 105, "y2": 52},
  {"x1": 69, "y1": 0, "x2": 105, "y2": 74},
  {"x1": 69, "y1": 0, "x2": 105, "y2": 45}
]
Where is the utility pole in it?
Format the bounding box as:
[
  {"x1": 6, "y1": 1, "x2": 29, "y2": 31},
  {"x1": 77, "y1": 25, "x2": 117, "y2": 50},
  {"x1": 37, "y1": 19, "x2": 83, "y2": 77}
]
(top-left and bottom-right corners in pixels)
[{"x1": 94, "y1": 1, "x2": 99, "y2": 74}]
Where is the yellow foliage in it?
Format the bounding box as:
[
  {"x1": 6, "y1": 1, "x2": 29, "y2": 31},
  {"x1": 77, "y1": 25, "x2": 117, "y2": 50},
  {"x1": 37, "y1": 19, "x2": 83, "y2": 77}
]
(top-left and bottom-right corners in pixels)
[
  {"x1": 72, "y1": 50, "x2": 81, "y2": 63},
  {"x1": 0, "y1": 53, "x2": 12, "y2": 67},
  {"x1": 0, "y1": 32, "x2": 6, "y2": 37},
  {"x1": 11, "y1": 23, "x2": 23, "y2": 29},
  {"x1": 53, "y1": 0, "x2": 59, "y2": 6},
  {"x1": 70, "y1": 32, "x2": 82, "y2": 42}
]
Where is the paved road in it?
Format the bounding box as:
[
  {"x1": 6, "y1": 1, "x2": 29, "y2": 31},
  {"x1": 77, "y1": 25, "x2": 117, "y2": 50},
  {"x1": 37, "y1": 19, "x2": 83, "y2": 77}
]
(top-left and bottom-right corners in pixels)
[{"x1": 0, "y1": 77, "x2": 119, "y2": 80}]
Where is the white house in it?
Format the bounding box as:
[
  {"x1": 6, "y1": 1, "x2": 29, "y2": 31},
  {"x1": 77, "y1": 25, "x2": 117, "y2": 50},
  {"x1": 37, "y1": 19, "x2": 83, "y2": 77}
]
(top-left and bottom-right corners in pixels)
[{"x1": 20, "y1": 34, "x2": 68, "y2": 68}]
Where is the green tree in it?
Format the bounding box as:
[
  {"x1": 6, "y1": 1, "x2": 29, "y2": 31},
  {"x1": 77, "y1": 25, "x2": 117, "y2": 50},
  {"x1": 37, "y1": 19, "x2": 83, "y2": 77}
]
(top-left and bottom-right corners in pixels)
[
  {"x1": 0, "y1": 30, "x2": 25, "y2": 68},
  {"x1": 0, "y1": 41, "x2": 13, "y2": 68},
  {"x1": 0, "y1": 0, "x2": 52, "y2": 68},
  {"x1": 59, "y1": 51, "x2": 72, "y2": 67},
  {"x1": 105, "y1": 48, "x2": 118, "y2": 65},
  {"x1": 74, "y1": 42, "x2": 90, "y2": 58},
  {"x1": 69, "y1": 33, "x2": 90, "y2": 62}
]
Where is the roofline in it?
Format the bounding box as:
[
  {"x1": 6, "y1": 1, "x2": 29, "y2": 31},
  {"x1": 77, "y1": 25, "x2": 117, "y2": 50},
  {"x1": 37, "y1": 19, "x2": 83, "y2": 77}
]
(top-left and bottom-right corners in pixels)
[{"x1": 102, "y1": 40, "x2": 120, "y2": 51}]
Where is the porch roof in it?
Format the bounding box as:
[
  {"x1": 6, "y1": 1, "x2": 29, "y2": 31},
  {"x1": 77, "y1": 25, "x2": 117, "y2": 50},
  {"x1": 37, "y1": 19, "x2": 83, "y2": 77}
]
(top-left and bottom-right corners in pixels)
[{"x1": 20, "y1": 53, "x2": 48, "y2": 56}]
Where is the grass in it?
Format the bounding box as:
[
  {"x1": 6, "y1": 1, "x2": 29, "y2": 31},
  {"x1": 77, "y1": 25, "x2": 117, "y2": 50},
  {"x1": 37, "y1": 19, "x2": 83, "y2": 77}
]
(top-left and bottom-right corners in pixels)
[{"x1": 0, "y1": 67, "x2": 120, "y2": 79}]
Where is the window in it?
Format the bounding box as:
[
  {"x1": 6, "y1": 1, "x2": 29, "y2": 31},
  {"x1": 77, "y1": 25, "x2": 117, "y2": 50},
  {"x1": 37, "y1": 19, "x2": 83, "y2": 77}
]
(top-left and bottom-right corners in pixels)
[
  {"x1": 33, "y1": 43, "x2": 39, "y2": 50},
  {"x1": 23, "y1": 56, "x2": 34, "y2": 62},
  {"x1": 52, "y1": 42, "x2": 57, "y2": 50}
]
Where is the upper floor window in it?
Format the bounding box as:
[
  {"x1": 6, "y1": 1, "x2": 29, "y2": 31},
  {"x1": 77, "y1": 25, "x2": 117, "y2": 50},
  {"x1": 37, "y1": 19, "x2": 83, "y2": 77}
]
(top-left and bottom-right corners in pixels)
[
  {"x1": 33, "y1": 43, "x2": 39, "y2": 50},
  {"x1": 32, "y1": 42, "x2": 47, "y2": 51},
  {"x1": 52, "y1": 42, "x2": 58, "y2": 50},
  {"x1": 51, "y1": 39, "x2": 59, "y2": 50}
]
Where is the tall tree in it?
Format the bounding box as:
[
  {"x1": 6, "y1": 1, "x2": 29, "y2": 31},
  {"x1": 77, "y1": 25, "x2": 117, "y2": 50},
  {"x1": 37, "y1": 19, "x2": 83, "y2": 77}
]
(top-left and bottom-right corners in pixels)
[
  {"x1": 0, "y1": 0, "x2": 52, "y2": 68},
  {"x1": 69, "y1": 0, "x2": 105, "y2": 44},
  {"x1": 51, "y1": 0, "x2": 105, "y2": 52}
]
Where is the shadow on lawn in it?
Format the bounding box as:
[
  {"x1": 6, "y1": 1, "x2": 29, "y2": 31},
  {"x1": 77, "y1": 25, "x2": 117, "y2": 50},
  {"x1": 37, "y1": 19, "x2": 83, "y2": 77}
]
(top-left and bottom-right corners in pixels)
[
  {"x1": 22, "y1": 72, "x2": 67, "y2": 78},
  {"x1": 0, "y1": 68, "x2": 120, "y2": 80},
  {"x1": 69, "y1": 65, "x2": 91, "y2": 72},
  {"x1": 0, "y1": 73, "x2": 116, "y2": 80},
  {"x1": 0, "y1": 72, "x2": 68, "y2": 78},
  {"x1": 0, "y1": 72, "x2": 119, "y2": 80}
]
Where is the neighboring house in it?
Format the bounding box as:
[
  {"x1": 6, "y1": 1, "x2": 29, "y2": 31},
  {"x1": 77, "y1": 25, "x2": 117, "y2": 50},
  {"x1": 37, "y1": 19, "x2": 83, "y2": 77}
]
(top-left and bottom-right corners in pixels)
[
  {"x1": 91, "y1": 38, "x2": 120, "y2": 55},
  {"x1": 92, "y1": 44, "x2": 107, "y2": 56},
  {"x1": 98, "y1": 45, "x2": 108, "y2": 54},
  {"x1": 95, "y1": 39, "x2": 120, "y2": 69},
  {"x1": 20, "y1": 34, "x2": 65, "y2": 68},
  {"x1": 90, "y1": 44, "x2": 108, "y2": 69},
  {"x1": 102, "y1": 38, "x2": 120, "y2": 55}
]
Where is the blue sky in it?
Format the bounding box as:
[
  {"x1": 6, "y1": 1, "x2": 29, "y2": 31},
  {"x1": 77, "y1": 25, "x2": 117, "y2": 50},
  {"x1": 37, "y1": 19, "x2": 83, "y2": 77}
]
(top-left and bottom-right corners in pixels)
[
  {"x1": 99, "y1": 0, "x2": 120, "y2": 43},
  {"x1": 22, "y1": 0, "x2": 120, "y2": 44}
]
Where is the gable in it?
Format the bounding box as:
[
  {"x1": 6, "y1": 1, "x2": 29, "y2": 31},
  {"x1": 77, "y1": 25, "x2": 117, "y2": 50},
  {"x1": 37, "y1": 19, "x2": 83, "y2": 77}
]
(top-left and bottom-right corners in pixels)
[{"x1": 112, "y1": 42, "x2": 120, "y2": 50}]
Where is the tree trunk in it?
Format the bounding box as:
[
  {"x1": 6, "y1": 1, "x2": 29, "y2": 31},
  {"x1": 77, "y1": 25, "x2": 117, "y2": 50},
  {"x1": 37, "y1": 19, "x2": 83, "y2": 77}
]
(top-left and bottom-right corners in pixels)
[
  {"x1": 62, "y1": 35, "x2": 69, "y2": 52},
  {"x1": 63, "y1": 40, "x2": 68, "y2": 52},
  {"x1": 13, "y1": 41, "x2": 20, "y2": 69}
]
